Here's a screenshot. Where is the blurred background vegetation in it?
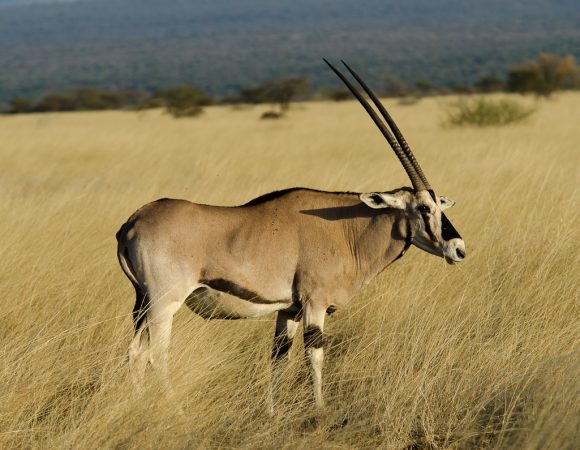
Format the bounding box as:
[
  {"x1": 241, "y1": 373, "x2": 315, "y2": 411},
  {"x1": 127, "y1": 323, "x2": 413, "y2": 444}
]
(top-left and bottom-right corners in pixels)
[
  {"x1": 1, "y1": 0, "x2": 580, "y2": 116},
  {"x1": 3, "y1": 53, "x2": 580, "y2": 119}
]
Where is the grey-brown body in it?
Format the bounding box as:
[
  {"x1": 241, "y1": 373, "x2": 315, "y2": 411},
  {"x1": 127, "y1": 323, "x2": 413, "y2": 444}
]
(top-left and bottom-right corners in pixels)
[
  {"x1": 120, "y1": 188, "x2": 411, "y2": 317},
  {"x1": 116, "y1": 61, "x2": 467, "y2": 412}
]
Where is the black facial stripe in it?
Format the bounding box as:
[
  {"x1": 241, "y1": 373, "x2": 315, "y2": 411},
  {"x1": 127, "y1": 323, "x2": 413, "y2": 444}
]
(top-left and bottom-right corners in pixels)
[
  {"x1": 441, "y1": 212, "x2": 462, "y2": 240},
  {"x1": 304, "y1": 325, "x2": 324, "y2": 349},
  {"x1": 421, "y1": 212, "x2": 437, "y2": 242}
]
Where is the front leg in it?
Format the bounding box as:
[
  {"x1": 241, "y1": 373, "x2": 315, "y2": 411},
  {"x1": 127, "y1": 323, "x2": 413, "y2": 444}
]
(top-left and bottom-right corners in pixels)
[
  {"x1": 303, "y1": 302, "x2": 327, "y2": 409},
  {"x1": 269, "y1": 308, "x2": 300, "y2": 415}
]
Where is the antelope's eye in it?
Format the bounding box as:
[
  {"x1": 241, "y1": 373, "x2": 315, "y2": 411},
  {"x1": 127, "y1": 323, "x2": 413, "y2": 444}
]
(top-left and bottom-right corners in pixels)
[{"x1": 418, "y1": 205, "x2": 430, "y2": 213}]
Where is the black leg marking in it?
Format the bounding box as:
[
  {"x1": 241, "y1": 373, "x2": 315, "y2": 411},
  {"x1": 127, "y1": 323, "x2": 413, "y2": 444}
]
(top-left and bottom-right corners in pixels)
[
  {"x1": 132, "y1": 285, "x2": 147, "y2": 329},
  {"x1": 304, "y1": 325, "x2": 324, "y2": 349},
  {"x1": 272, "y1": 333, "x2": 293, "y2": 360}
]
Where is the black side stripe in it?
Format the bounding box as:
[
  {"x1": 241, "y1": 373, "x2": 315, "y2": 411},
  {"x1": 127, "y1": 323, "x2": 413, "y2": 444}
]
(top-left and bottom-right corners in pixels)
[{"x1": 200, "y1": 278, "x2": 289, "y2": 305}]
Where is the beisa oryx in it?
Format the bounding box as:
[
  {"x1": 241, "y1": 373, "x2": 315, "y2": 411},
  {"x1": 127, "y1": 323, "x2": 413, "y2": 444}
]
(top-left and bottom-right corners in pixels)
[{"x1": 116, "y1": 60, "x2": 466, "y2": 412}]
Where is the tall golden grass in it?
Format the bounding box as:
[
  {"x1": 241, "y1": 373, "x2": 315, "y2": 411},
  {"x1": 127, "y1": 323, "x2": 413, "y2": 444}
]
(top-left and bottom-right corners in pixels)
[{"x1": 0, "y1": 94, "x2": 578, "y2": 449}]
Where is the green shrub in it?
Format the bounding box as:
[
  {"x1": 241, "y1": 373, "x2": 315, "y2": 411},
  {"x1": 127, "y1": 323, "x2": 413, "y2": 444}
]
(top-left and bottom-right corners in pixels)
[{"x1": 446, "y1": 97, "x2": 535, "y2": 127}]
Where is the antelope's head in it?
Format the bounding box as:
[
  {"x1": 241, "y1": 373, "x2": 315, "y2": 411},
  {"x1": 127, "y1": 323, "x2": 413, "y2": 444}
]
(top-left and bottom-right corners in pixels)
[
  {"x1": 326, "y1": 59, "x2": 466, "y2": 264},
  {"x1": 411, "y1": 190, "x2": 465, "y2": 263}
]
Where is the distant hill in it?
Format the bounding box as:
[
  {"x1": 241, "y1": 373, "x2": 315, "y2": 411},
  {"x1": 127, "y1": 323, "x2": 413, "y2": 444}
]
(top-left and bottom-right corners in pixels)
[{"x1": 1, "y1": 0, "x2": 579, "y2": 103}]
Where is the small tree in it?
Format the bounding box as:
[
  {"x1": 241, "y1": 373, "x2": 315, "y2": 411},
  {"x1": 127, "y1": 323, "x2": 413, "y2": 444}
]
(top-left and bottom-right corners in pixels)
[
  {"x1": 476, "y1": 75, "x2": 506, "y2": 93},
  {"x1": 227, "y1": 77, "x2": 310, "y2": 117},
  {"x1": 238, "y1": 86, "x2": 269, "y2": 104},
  {"x1": 264, "y1": 77, "x2": 310, "y2": 113},
  {"x1": 507, "y1": 65, "x2": 539, "y2": 95},
  {"x1": 155, "y1": 86, "x2": 213, "y2": 117},
  {"x1": 508, "y1": 53, "x2": 580, "y2": 97}
]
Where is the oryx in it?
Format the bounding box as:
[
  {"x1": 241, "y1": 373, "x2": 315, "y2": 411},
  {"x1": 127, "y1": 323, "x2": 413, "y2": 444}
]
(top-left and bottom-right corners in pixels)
[{"x1": 116, "y1": 60, "x2": 466, "y2": 412}]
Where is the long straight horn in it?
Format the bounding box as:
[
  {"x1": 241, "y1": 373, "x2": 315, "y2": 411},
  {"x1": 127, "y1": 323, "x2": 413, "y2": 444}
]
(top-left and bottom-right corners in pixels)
[
  {"x1": 323, "y1": 59, "x2": 425, "y2": 191},
  {"x1": 340, "y1": 60, "x2": 432, "y2": 192}
]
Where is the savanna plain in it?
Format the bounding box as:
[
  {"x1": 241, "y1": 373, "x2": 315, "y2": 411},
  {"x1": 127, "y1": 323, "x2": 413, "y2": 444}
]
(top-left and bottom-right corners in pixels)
[{"x1": 0, "y1": 94, "x2": 578, "y2": 449}]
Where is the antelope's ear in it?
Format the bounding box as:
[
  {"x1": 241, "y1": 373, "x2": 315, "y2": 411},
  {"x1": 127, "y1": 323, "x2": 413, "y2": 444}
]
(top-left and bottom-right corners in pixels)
[
  {"x1": 360, "y1": 192, "x2": 406, "y2": 210},
  {"x1": 439, "y1": 196, "x2": 455, "y2": 211}
]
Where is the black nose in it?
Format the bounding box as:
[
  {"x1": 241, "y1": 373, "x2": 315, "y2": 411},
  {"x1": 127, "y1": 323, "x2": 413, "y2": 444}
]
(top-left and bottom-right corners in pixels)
[{"x1": 456, "y1": 248, "x2": 465, "y2": 260}]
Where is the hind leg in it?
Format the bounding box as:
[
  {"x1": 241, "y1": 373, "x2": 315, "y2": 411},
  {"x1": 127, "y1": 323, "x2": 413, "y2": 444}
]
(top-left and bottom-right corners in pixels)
[
  {"x1": 147, "y1": 302, "x2": 177, "y2": 384},
  {"x1": 143, "y1": 284, "x2": 190, "y2": 388},
  {"x1": 128, "y1": 282, "x2": 187, "y2": 388},
  {"x1": 128, "y1": 285, "x2": 150, "y2": 385}
]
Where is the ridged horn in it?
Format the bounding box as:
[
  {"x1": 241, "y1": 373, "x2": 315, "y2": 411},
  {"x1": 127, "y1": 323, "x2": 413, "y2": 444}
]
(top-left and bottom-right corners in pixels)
[
  {"x1": 339, "y1": 60, "x2": 432, "y2": 192},
  {"x1": 323, "y1": 59, "x2": 426, "y2": 191}
]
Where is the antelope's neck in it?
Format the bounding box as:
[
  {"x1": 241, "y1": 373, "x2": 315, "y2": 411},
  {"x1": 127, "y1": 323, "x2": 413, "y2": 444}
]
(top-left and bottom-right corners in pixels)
[{"x1": 347, "y1": 210, "x2": 413, "y2": 285}]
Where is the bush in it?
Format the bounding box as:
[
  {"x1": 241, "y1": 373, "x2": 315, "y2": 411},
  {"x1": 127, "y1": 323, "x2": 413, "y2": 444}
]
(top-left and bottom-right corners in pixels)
[
  {"x1": 236, "y1": 86, "x2": 269, "y2": 104},
  {"x1": 260, "y1": 111, "x2": 283, "y2": 120},
  {"x1": 155, "y1": 86, "x2": 213, "y2": 118},
  {"x1": 446, "y1": 97, "x2": 535, "y2": 127}
]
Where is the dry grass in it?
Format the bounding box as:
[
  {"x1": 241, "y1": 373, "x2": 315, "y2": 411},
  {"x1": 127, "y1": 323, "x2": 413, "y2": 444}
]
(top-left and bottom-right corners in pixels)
[{"x1": 0, "y1": 93, "x2": 578, "y2": 449}]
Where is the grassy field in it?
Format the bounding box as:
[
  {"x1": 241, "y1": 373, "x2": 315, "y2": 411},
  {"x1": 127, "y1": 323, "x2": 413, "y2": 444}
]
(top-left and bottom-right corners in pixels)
[{"x1": 0, "y1": 94, "x2": 578, "y2": 449}]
